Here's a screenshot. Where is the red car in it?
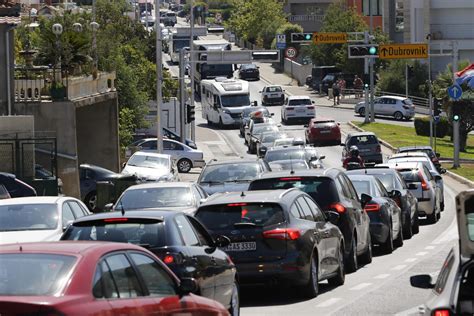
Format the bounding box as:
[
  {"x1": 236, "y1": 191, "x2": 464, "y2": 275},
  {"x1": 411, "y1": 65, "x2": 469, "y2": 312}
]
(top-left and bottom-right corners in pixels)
[
  {"x1": 305, "y1": 117, "x2": 341, "y2": 146},
  {"x1": 0, "y1": 242, "x2": 229, "y2": 316}
]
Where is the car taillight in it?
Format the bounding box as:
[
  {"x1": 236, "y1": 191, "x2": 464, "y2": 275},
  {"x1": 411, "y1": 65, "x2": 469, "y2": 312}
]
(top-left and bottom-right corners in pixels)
[
  {"x1": 279, "y1": 177, "x2": 301, "y2": 181},
  {"x1": 286, "y1": 107, "x2": 294, "y2": 110},
  {"x1": 227, "y1": 203, "x2": 247, "y2": 207},
  {"x1": 103, "y1": 218, "x2": 128, "y2": 222},
  {"x1": 418, "y1": 171, "x2": 430, "y2": 191},
  {"x1": 376, "y1": 145, "x2": 381, "y2": 153},
  {"x1": 160, "y1": 253, "x2": 183, "y2": 265},
  {"x1": 307, "y1": 106, "x2": 315, "y2": 109},
  {"x1": 433, "y1": 310, "x2": 451, "y2": 316},
  {"x1": 364, "y1": 203, "x2": 381, "y2": 212},
  {"x1": 263, "y1": 228, "x2": 301, "y2": 240},
  {"x1": 328, "y1": 202, "x2": 346, "y2": 214}
]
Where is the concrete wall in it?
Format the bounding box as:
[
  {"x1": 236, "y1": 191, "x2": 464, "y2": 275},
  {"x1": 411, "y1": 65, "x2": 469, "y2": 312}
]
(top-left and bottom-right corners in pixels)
[
  {"x1": 283, "y1": 58, "x2": 312, "y2": 86},
  {"x1": 0, "y1": 25, "x2": 15, "y2": 116},
  {"x1": 76, "y1": 94, "x2": 120, "y2": 173}
]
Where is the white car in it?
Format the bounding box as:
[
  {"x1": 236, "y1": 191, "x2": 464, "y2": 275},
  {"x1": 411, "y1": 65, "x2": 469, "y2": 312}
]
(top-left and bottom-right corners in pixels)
[
  {"x1": 281, "y1": 96, "x2": 315, "y2": 124},
  {"x1": 260, "y1": 85, "x2": 285, "y2": 106},
  {"x1": 126, "y1": 138, "x2": 205, "y2": 173},
  {"x1": 0, "y1": 196, "x2": 90, "y2": 245},
  {"x1": 354, "y1": 95, "x2": 415, "y2": 121},
  {"x1": 122, "y1": 151, "x2": 178, "y2": 182}
]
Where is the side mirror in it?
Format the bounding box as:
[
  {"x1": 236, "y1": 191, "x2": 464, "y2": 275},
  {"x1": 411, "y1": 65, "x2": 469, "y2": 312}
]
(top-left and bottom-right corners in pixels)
[
  {"x1": 390, "y1": 190, "x2": 402, "y2": 199},
  {"x1": 360, "y1": 193, "x2": 372, "y2": 208},
  {"x1": 326, "y1": 210, "x2": 340, "y2": 224},
  {"x1": 410, "y1": 274, "x2": 434, "y2": 289},
  {"x1": 178, "y1": 278, "x2": 198, "y2": 296},
  {"x1": 319, "y1": 155, "x2": 326, "y2": 160},
  {"x1": 271, "y1": 113, "x2": 275, "y2": 116},
  {"x1": 440, "y1": 168, "x2": 447, "y2": 174},
  {"x1": 312, "y1": 100, "x2": 315, "y2": 104},
  {"x1": 213, "y1": 234, "x2": 230, "y2": 248},
  {"x1": 434, "y1": 174, "x2": 442, "y2": 181},
  {"x1": 199, "y1": 198, "x2": 207, "y2": 204},
  {"x1": 104, "y1": 203, "x2": 113, "y2": 211},
  {"x1": 407, "y1": 183, "x2": 418, "y2": 190}
]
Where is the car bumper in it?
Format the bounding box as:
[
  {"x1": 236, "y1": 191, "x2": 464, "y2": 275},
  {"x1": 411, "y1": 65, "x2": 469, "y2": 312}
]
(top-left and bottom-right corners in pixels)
[
  {"x1": 263, "y1": 97, "x2": 284, "y2": 105},
  {"x1": 360, "y1": 153, "x2": 383, "y2": 164},
  {"x1": 193, "y1": 160, "x2": 206, "y2": 168},
  {"x1": 367, "y1": 212, "x2": 390, "y2": 244},
  {"x1": 286, "y1": 113, "x2": 315, "y2": 119},
  {"x1": 418, "y1": 200, "x2": 435, "y2": 216},
  {"x1": 308, "y1": 132, "x2": 341, "y2": 143}
]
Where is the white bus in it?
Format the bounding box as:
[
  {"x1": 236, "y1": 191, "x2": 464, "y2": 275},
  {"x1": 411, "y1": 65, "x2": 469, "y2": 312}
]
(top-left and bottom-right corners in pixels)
[
  {"x1": 169, "y1": 27, "x2": 207, "y2": 63},
  {"x1": 201, "y1": 77, "x2": 253, "y2": 127}
]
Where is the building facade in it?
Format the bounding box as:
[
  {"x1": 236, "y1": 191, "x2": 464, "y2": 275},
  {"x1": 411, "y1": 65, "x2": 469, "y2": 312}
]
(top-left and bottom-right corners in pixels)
[{"x1": 283, "y1": 0, "x2": 335, "y2": 33}]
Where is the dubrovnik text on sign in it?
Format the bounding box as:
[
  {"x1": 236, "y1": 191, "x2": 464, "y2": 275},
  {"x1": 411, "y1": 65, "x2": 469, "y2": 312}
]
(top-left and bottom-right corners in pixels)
[
  {"x1": 312, "y1": 32, "x2": 347, "y2": 44},
  {"x1": 379, "y1": 44, "x2": 428, "y2": 59}
]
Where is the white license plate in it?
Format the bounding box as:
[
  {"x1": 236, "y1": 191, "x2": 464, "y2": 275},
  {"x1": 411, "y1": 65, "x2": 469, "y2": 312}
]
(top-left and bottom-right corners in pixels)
[
  {"x1": 270, "y1": 94, "x2": 280, "y2": 97},
  {"x1": 223, "y1": 242, "x2": 256, "y2": 252},
  {"x1": 296, "y1": 108, "x2": 306, "y2": 113},
  {"x1": 320, "y1": 130, "x2": 331, "y2": 134}
]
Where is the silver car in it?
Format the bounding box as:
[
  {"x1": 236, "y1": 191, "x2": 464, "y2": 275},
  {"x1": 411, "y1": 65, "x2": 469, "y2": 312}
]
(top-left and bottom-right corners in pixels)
[{"x1": 354, "y1": 96, "x2": 415, "y2": 121}]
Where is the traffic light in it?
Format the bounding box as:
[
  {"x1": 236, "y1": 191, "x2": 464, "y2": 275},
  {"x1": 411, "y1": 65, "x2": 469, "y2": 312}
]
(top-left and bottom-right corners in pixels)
[
  {"x1": 433, "y1": 98, "x2": 442, "y2": 116},
  {"x1": 348, "y1": 45, "x2": 379, "y2": 59},
  {"x1": 291, "y1": 33, "x2": 313, "y2": 43},
  {"x1": 186, "y1": 103, "x2": 195, "y2": 123},
  {"x1": 452, "y1": 103, "x2": 461, "y2": 122},
  {"x1": 407, "y1": 65, "x2": 414, "y2": 78}
]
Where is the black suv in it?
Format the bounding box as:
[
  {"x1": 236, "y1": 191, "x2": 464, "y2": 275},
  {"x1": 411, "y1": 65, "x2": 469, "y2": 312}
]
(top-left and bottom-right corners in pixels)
[
  {"x1": 195, "y1": 189, "x2": 345, "y2": 298},
  {"x1": 248, "y1": 168, "x2": 372, "y2": 273},
  {"x1": 346, "y1": 167, "x2": 419, "y2": 238}
]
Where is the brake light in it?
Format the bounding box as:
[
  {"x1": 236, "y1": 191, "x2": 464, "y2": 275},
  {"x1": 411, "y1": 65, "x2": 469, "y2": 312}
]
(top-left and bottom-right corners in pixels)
[
  {"x1": 286, "y1": 107, "x2": 294, "y2": 110},
  {"x1": 279, "y1": 177, "x2": 301, "y2": 181},
  {"x1": 329, "y1": 202, "x2": 346, "y2": 214},
  {"x1": 433, "y1": 310, "x2": 451, "y2": 316},
  {"x1": 364, "y1": 203, "x2": 381, "y2": 212},
  {"x1": 263, "y1": 228, "x2": 301, "y2": 240},
  {"x1": 418, "y1": 171, "x2": 429, "y2": 191},
  {"x1": 104, "y1": 218, "x2": 128, "y2": 222},
  {"x1": 161, "y1": 253, "x2": 183, "y2": 265},
  {"x1": 163, "y1": 255, "x2": 174, "y2": 264},
  {"x1": 227, "y1": 203, "x2": 247, "y2": 207},
  {"x1": 376, "y1": 145, "x2": 381, "y2": 153}
]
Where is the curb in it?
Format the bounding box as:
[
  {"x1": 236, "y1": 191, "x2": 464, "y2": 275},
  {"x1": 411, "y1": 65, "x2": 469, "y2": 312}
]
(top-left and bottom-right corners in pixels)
[{"x1": 347, "y1": 122, "x2": 474, "y2": 188}]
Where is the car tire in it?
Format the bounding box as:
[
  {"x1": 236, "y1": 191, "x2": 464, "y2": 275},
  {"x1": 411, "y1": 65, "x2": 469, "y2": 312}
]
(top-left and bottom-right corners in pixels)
[
  {"x1": 412, "y1": 210, "x2": 420, "y2": 234},
  {"x1": 394, "y1": 111, "x2": 404, "y2": 121},
  {"x1": 328, "y1": 245, "x2": 345, "y2": 287},
  {"x1": 229, "y1": 280, "x2": 240, "y2": 316},
  {"x1": 302, "y1": 254, "x2": 319, "y2": 298},
  {"x1": 359, "y1": 232, "x2": 372, "y2": 264},
  {"x1": 403, "y1": 213, "x2": 413, "y2": 239},
  {"x1": 345, "y1": 235, "x2": 358, "y2": 273},
  {"x1": 441, "y1": 201, "x2": 445, "y2": 212},
  {"x1": 381, "y1": 224, "x2": 394, "y2": 254},
  {"x1": 85, "y1": 191, "x2": 98, "y2": 212},
  {"x1": 358, "y1": 107, "x2": 365, "y2": 117},
  {"x1": 427, "y1": 208, "x2": 438, "y2": 224},
  {"x1": 394, "y1": 217, "x2": 404, "y2": 248},
  {"x1": 177, "y1": 158, "x2": 192, "y2": 173}
]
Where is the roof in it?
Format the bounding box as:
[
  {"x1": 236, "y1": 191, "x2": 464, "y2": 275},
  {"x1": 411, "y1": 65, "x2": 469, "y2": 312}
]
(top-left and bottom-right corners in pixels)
[
  {"x1": 202, "y1": 78, "x2": 249, "y2": 95},
  {"x1": 201, "y1": 189, "x2": 300, "y2": 206},
  {"x1": 123, "y1": 181, "x2": 195, "y2": 191},
  {"x1": 131, "y1": 151, "x2": 171, "y2": 159},
  {"x1": 346, "y1": 174, "x2": 377, "y2": 182},
  {"x1": 0, "y1": 241, "x2": 145, "y2": 255},
  {"x1": 0, "y1": 196, "x2": 64, "y2": 205},
  {"x1": 311, "y1": 117, "x2": 336, "y2": 122},
  {"x1": 379, "y1": 95, "x2": 409, "y2": 100},
  {"x1": 382, "y1": 161, "x2": 423, "y2": 169},
  {"x1": 347, "y1": 131, "x2": 377, "y2": 137},
  {"x1": 73, "y1": 209, "x2": 178, "y2": 223},
  {"x1": 207, "y1": 159, "x2": 260, "y2": 166},
  {"x1": 346, "y1": 167, "x2": 397, "y2": 176},
  {"x1": 287, "y1": 95, "x2": 311, "y2": 100},
  {"x1": 193, "y1": 38, "x2": 229, "y2": 45},
  {"x1": 0, "y1": 16, "x2": 20, "y2": 24},
  {"x1": 398, "y1": 146, "x2": 433, "y2": 151},
  {"x1": 256, "y1": 168, "x2": 338, "y2": 179},
  {"x1": 390, "y1": 152, "x2": 430, "y2": 159}
]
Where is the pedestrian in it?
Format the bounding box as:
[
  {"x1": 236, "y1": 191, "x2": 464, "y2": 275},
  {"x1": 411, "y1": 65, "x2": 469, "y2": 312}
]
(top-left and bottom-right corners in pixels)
[
  {"x1": 339, "y1": 78, "x2": 346, "y2": 99},
  {"x1": 332, "y1": 80, "x2": 340, "y2": 106},
  {"x1": 353, "y1": 75, "x2": 364, "y2": 98}
]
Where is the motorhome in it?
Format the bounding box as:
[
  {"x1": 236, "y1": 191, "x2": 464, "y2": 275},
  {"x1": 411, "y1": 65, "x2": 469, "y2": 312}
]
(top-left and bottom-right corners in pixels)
[{"x1": 201, "y1": 77, "x2": 252, "y2": 127}]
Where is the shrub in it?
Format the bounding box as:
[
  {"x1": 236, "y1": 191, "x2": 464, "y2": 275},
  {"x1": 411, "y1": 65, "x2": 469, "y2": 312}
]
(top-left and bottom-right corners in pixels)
[{"x1": 414, "y1": 116, "x2": 449, "y2": 138}]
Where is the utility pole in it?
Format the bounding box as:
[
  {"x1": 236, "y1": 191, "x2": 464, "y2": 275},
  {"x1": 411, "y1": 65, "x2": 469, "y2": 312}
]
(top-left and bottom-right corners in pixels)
[
  {"x1": 452, "y1": 41, "x2": 460, "y2": 168},
  {"x1": 155, "y1": 0, "x2": 163, "y2": 153},
  {"x1": 369, "y1": 0, "x2": 375, "y2": 122},
  {"x1": 405, "y1": 62, "x2": 408, "y2": 98},
  {"x1": 179, "y1": 48, "x2": 187, "y2": 144},
  {"x1": 190, "y1": 2, "x2": 195, "y2": 141},
  {"x1": 364, "y1": 31, "x2": 370, "y2": 123},
  {"x1": 427, "y1": 34, "x2": 433, "y2": 148}
]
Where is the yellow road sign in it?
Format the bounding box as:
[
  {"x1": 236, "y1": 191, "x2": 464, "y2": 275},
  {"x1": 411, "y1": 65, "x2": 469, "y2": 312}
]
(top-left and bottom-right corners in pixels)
[
  {"x1": 379, "y1": 44, "x2": 428, "y2": 59},
  {"x1": 312, "y1": 32, "x2": 347, "y2": 44}
]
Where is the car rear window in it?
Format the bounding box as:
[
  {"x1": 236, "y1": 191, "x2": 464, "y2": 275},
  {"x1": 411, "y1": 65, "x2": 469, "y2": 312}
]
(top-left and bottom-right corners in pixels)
[
  {"x1": 62, "y1": 218, "x2": 166, "y2": 248},
  {"x1": 289, "y1": 99, "x2": 312, "y2": 106},
  {"x1": 314, "y1": 120, "x2": 335, "y2": 126},
  {"x1": 350, "y1": 180, "x2": 373, "y2": 197},
  {"x1": 266, "y1": 86, "x2": 282, "y2": 92},
  {"x1": 265, "y1": 150, "x2": 305, "y2": 162},
  {"x1": 397, "y1": 169, "x2": 421, "y2": 183},
  {"x1": 348, "y1": 135, "x2": 379, "y2": 146},
  {"x1": 117, "y1": 187, "x2": 193, "y2": 209},
  {"x1": 370, "y1": 173, "x2": 398, "y2": 191},
  {"x1": 200, "y1": 163, "x2": 259, "y2": 183},
  {"x1": 0, "y1": 254, "x2": 76, "y2": 296},
  {"x1": 196, "y1": 203, "x2": 285, "y2": 231},
  {"x1": 0, "y1": 204, "x2": 58, "y2": 232},
  {"x1": 402, "y1": 99, "x2": 413, "y2": 105},
  {"x1": 249, "y1": 177, "x2": 339, "y2": 209}
]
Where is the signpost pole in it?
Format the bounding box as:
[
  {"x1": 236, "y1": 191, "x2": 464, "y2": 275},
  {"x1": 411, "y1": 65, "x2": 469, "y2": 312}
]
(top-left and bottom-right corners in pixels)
[
  {"x1": 364, "y1": 31, "x2": 370, "y2": 124},
  {"x1": 369, "y1": 0, "x2": 375, "y2": 122},
  {"x1": 155, "y1": 0, "x2": 163, "y2": 153},
  {"x1": 190, "y1": 1, "x2": 195, "y2": 142},
  {"x1": 405, "y1": 62, "x2": 408, "y2": 98},
  {"x1": 179, "y1": 49, "x2": 186, "y2": 144},
  {"x1": 453, "y1": 119, "x2": 460, "y2": 168}
]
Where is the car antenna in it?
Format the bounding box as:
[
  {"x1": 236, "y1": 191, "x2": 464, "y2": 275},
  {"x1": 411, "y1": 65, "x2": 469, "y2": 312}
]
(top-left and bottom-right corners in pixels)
[
  {"x1": 119, "y1": 199, "x2": 126, "y2": 216},
  {"x1": 290, "y1": 155, "x2": 294, "y2": 175},
  {"x1": 240, "y1": 191, "x2": 245, "y2": 197}
]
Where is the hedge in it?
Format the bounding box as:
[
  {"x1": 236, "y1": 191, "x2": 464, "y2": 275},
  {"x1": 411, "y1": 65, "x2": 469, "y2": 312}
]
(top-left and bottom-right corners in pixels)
[{"x1": 414, "y1": 116, "x2": 449, "y2": 138}]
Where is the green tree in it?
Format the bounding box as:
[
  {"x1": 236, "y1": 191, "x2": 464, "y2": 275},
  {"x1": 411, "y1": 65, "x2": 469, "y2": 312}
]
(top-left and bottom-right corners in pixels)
[{"x1": 377, "y1": 60, "x2": 429, "y2": 97}]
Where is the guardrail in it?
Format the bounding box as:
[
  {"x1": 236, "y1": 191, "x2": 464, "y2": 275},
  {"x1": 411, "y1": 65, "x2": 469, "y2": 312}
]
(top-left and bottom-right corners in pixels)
[{"x1": 337, "y1": 88, "x2": 429, "y2": 108}]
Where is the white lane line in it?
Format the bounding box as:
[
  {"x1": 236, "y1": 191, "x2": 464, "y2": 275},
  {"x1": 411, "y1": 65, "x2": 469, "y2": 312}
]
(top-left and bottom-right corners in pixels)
[
  {"x1": 374, "y1": 274, "x2": 390, "y2": 279},
  {"x1": 425, "y1": 246, "x2": 435, "y2": 250},
  {"x1": 405, "y1": 258, "x2": 418, "y2": 263},
  {"x1": 316, "y1": 297, "x2": 342, "y2": 307},
  {"x1": 416, "y1": 251, "x2": 429, "y2": 256},
  {"x1": 350, "y1": 282, "x2": 372, "y2": 290},
  {"x1": 391, "y1": 264, "x2": 407, "y2": 271}
]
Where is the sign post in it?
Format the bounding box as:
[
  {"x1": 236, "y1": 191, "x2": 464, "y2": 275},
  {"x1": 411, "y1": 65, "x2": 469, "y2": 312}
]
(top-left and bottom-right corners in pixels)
[
  {"x1": 276, "y1": 34, "x2": 286, "y2": 50},
  {"x1": 378, "y1": 44, "x2": 428, "y2": 59}
]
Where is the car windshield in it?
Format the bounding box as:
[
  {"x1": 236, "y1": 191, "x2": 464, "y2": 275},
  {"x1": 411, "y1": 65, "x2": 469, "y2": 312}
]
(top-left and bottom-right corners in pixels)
[
  {"x1": 266, "y1": 86, "x2": 282, "y2": 92},
  {"x1": 116, "y1": 187, "x2": 193, "y2": 209},
  {"x1": 350, "y1": 179, "x2": 373, "y2": 197},
  {"x1": 173, "y1": 39, "x2": 189, "y2": 52},
  {"x1": 0, "y1": 204, "x2": 58, "y2": 231},
  {"x1": 289, "y1": 99, "x2": 311, "y2": 106},
  {"x1": 261, "y1": 133, "x2": 282, "y2": 143},
  {"x1": 0, "y1": 254, "x2": 76, "y2": 296},
  {"x1": 249, "y1": 177, "x2": 339, "y2": 209},
  {"x1": 265, "y1": 150, "x2": 305, "y2": 162},
  {"x1": 196, "y1": 203, "x2": 285, "y2": 231},
  {"x1": 127, "y1": 155, "x2": 169, "y2": 169},
  {"x1": 62, "y1": 219, "x2": 166, "y2": 248},
  {"x1": 200, "y1": 163, "x2": 259, "y2": 183},
  {"x1": 221, "y1": 94, "x2": 251, "y2": 108},
  {"x1": 348, "y1": 135, "x2": 379, "y2": 146},
  {"x1": 243, "y1": 107, "x2": 268, "y2": 117}
]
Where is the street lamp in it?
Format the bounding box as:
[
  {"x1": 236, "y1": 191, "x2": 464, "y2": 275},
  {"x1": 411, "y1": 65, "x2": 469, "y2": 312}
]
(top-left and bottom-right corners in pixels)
[
  {"x1": 52, "y1": 23, "x2": 63, "y2": 84},
  {"x1": 90, "y1": 21, "x2": 100, "y2": 78}
]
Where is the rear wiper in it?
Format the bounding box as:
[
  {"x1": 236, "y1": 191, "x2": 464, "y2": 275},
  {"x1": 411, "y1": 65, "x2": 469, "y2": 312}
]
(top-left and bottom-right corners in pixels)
[
  {"x1": 200, "y1": 180, "x2": 222, "y2": 184},
  {"x1": 225, "y1": 179, "x2": 252, "y2": 183},
  {"x1": 233, "y1": 222, "x2": 259, "y2": 227}
]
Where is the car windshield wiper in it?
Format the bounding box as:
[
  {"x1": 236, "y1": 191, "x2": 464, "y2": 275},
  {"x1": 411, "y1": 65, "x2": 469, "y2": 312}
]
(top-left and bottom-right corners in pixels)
[
  {"x1": 225, "y1": 179, "x2": 252, "y2": 183},
  {"x1": 200, "y1": 180, "x2": 223, "y2": 184},
  {"x1": 233, "y1": 222, "x2": 260, "y2": 227}
]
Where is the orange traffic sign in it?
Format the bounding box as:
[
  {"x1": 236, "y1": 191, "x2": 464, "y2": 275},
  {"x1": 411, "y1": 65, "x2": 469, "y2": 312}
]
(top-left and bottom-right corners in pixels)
[
  {"x1": 379, "y1": 43, "x2": 428, "y2": 59},
  {"x1": 312, "y1": 32, "x2": 347, "y2": 44}
]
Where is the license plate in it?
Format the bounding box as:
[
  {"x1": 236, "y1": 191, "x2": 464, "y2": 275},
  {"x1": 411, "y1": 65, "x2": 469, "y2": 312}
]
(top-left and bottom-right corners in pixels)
[
  {"x1": 270, "y1": 94, "x2": 279, "y2": 97},
  {"x1": 320, "y1": 130, "x2": 331, "y2": 134},
  {"x1": 296, "y1": 108, "x2": 306, "y2": 112},
  {"x1": 222, "y1": 242, "x2": 256, "y2": 252},
  {"x1": 360, "y1": 148, "x2": 370, "y2": 152}
]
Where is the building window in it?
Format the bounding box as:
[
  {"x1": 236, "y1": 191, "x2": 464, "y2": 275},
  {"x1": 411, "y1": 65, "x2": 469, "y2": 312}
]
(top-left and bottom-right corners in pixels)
[
  {"x1": 395, "y1": 0, "x2": 404, "y2": 32},
  {"x1": 362, "y1": 0, "x2": 382, "y2": 16}
]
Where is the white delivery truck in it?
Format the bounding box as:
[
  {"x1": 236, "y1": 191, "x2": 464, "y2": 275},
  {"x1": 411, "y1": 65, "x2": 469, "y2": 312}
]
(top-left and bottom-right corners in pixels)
[{"x1": 169, "y1": 27, "x2": 207, "y2": 64}]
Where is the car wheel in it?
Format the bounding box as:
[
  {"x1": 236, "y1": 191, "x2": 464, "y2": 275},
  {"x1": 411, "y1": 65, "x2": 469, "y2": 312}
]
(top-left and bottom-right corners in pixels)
[
  {"x1": 345, "y1": 235, "x2": 358, "y2": 273},
  {"x1": 302, "y1": 254, "x2": 319, "y2": 298},
  {"x1": 394, "y1": 111, "x2": 404, "y2": 121},
  {"x1": 85, "y1": 191, "x2": 97, "y2": 212},
  {"x1": 177, "y1": 158, "x2": 192, "y2": 173},
  {"x1": 229, "y1": 280, "x2": 240, "y2": 316},
  {"x1": 381, "y1": 224, "x2": 394, "y2": 254},
  {"x1": 427, "y1": 209, "x2": 438, "y2": 224},
  {"x1": 327, "y1": 245, "x2": 345, "y2": 287},
  {"x1": 412, "y1": 209, "x2": 420, "y2": 234},
  {"x1": 359, "y1": 232, "x2": 372, "y2": 264},
  {"x1": 403, "y1": 213, "x2": 413, "y2": 239},
  {"x1": 394, "y1": 217, "x2": 404, "y2": 248},
  {"x1": 358, "y1": 107, "x2": 365, "y2": 117}
]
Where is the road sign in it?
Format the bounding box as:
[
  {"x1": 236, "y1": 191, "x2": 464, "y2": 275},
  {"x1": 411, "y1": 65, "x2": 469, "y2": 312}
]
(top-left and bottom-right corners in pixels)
[
  {"x1": 378, "y1": 43, "x2": 428, "y2": 59},
  {"x1": 285, "y1": 47, "x2": 298, "y2": 59},
  {"x1": 313, "y1": 32, "x2": 347, "y2": 44},
  {"x1": 276, "y1": 34, "x2": 286, "y2": 49},
  {"x1": 447, "y1": 84, "x2": 463, "y2": 100}
]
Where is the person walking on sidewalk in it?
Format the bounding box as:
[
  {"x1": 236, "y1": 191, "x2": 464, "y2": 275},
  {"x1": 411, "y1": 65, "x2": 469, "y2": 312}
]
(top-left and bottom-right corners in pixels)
[
  {"x1": 332, "y1": 80, "x2": 340, "y2": 105},
  {"x1": 353, "y1": 75, "x2": 363, "y2": 98},
  {"x1": 338, "y1": 78, "x2": 346, "y2": 99}
]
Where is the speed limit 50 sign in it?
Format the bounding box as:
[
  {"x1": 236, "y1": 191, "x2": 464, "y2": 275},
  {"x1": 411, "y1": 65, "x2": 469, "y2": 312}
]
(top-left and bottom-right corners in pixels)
[{"x1": 285, "y1": 47, "x2": 298, "y2": 59}]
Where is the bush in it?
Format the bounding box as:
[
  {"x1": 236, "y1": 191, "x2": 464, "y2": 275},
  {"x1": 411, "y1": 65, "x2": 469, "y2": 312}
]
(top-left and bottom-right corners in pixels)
[{"x1": 414, "y1": 116, "x2": 449, "y2": 138}]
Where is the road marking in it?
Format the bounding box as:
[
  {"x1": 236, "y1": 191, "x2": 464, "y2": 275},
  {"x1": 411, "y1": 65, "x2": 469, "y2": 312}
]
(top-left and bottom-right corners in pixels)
[
  {"x1": 405, "y1": 258, "x2": 418, "y2": 263},
  {"x1": 416, "y1": 251, "x2": 428, "y2": 256},
  {"x1": 391, "y1": 264, "x2": 407, "y2": 271},
  {"x1": 425, "y1": 246, "x2": 435, "y2": 250},
  {"x1": 374, "y1": 274, "x2": 390, "y2": 279},
  {"x1": 316, "y1": 297, "x2": 341, "y2": 307},
  {"x1": 350, "y1": 282, "x2": 372, "y2": 290}
]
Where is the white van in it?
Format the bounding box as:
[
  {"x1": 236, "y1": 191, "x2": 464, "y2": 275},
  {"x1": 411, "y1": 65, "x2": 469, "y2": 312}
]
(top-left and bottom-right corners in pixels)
[{"x1": 201, "y1": 77, "x2": 252, "y2": 127}]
